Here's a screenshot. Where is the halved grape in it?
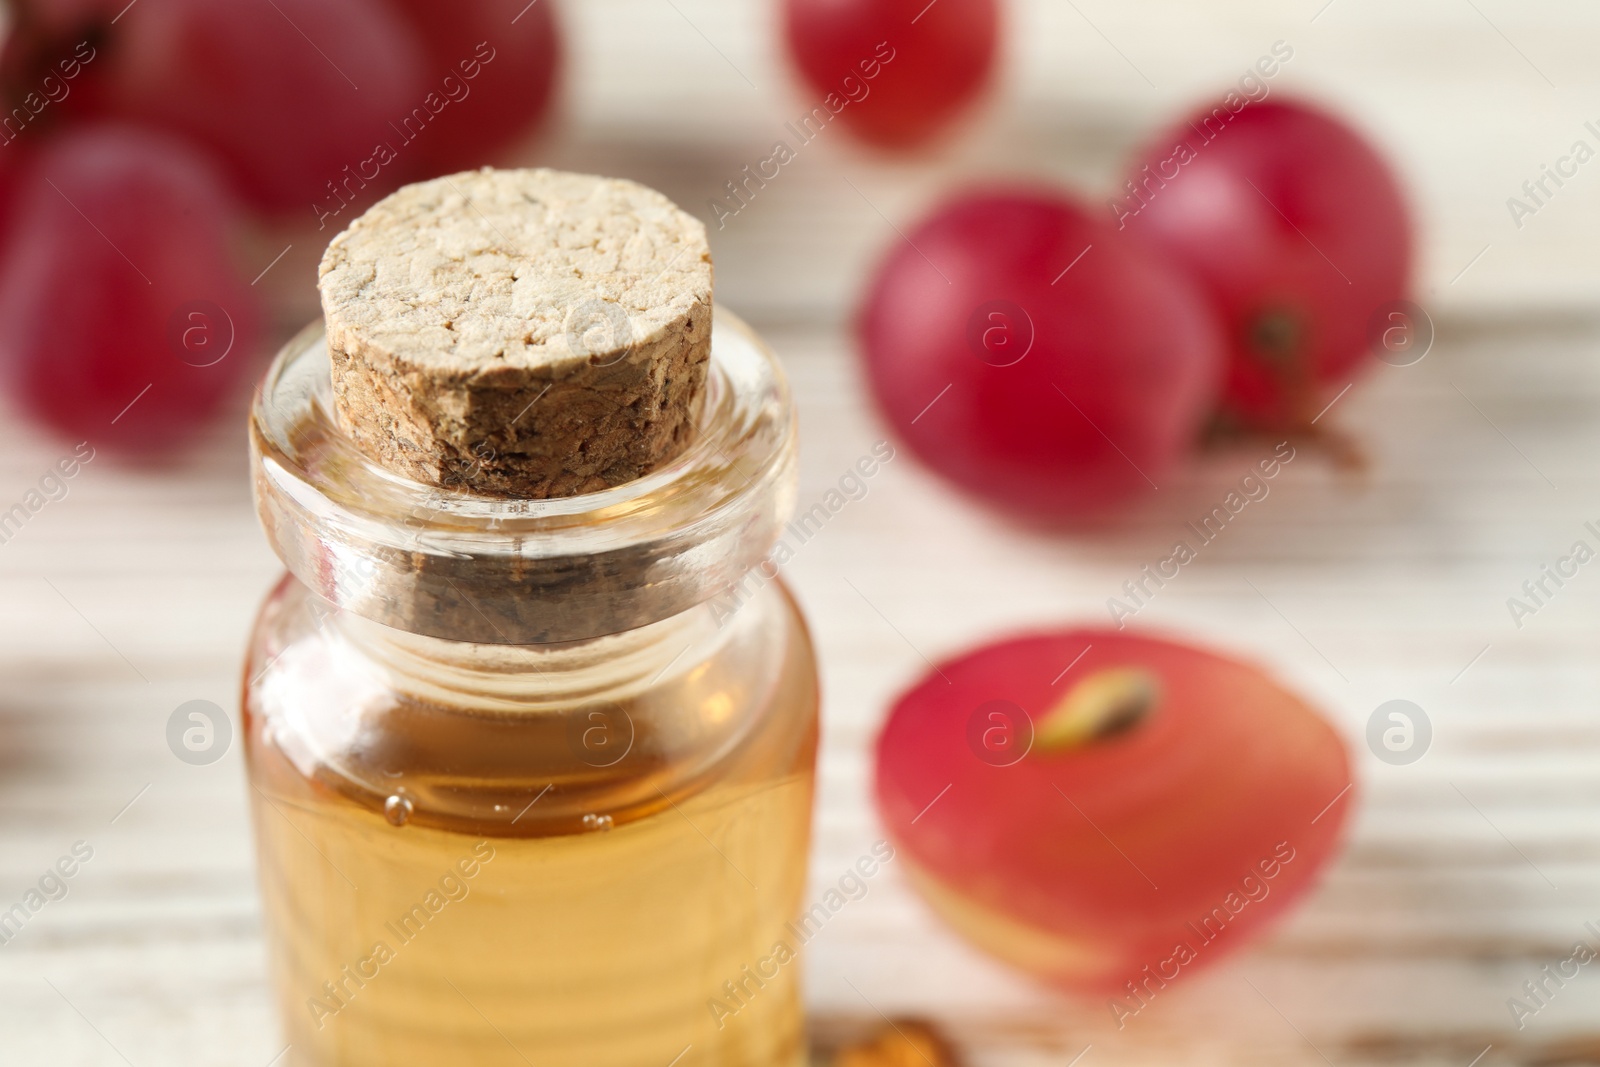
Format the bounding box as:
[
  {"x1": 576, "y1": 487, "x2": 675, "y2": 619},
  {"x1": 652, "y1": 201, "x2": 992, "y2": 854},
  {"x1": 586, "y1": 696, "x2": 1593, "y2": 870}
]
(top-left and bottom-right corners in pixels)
[{"x1": 875, "y1": 627, "x2": 1354, "y2": 994}]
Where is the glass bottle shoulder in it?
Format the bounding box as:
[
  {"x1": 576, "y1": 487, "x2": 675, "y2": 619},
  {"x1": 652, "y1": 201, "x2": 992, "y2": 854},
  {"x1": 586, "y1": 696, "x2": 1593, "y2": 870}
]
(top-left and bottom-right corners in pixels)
[{"x1": 243, "y1": 573, "x2": 819, "y2": 839}]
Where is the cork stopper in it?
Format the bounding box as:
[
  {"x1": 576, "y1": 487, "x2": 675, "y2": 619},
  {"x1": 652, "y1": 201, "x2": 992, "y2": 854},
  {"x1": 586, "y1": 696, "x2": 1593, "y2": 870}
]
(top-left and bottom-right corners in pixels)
[{"x1": 318, "y1": 168, "x2": 713, "y2": 498}]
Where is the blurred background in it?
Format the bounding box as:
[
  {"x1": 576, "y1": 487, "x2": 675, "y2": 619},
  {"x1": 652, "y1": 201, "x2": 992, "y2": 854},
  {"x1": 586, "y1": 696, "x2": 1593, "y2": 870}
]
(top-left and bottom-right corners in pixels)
[{"x1": 3, "y1": 0, "x2": 1600, "y2": 1063}]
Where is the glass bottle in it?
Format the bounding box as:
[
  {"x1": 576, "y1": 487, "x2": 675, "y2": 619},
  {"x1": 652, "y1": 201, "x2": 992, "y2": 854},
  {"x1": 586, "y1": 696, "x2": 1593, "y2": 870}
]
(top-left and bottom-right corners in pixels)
[{"x1": 242, "y1": 308, "x2": 819, "y2": 1067}]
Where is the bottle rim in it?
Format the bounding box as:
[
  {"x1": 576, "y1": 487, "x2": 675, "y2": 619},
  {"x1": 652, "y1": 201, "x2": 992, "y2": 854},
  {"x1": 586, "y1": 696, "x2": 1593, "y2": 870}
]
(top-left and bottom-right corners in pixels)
[{"x1": 249, "y1": 306, "x2": 797, "y2": 644}]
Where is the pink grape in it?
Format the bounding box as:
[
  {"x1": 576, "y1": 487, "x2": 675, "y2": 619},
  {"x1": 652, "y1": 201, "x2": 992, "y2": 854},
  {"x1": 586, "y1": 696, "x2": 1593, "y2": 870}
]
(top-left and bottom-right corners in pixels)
[
  {"x1": 0, "y1": 125, "x2": 264, "y2": 452},
  {"x1": 1124, "y1": 98, "x2": 1413, "y2": 430},
  {"x1": 0, "y1": 147, "x2": 29, "y2": 250},
  {"x1": 875, "y1": 627, "x2": 1354, "y2": 994},
  {"x1": 386, "y1": 0, "x2": 562, "y2": 175},
  {"x1": 71, "y1": 0, "x2": 428, "y2": 214},
  {"x1": 859, "y1": 188, "x2": 1226, "y2": 522},
  {"x1": 782, "y1": 0, "x2": 999, "y2": 147}
]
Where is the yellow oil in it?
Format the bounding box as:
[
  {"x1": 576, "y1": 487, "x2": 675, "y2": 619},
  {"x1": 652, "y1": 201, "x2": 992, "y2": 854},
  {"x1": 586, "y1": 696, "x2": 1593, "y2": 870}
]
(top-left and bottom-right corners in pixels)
[{"x1": 245, "y1": 587, "x2": 818, "y2": 1067}]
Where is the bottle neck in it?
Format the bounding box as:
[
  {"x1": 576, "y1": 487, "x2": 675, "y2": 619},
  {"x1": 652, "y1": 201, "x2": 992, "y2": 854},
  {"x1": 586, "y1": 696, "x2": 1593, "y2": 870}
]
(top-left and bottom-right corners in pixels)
[
  {"x1": 254, "y1": 574, "x2": 806, "y2": 835},
  {"x1": 324, "y1": 593, "x2": 733, "y2": 711},
  {"x1": 250, "y1": 307, "x2": 797, "y2": 645}
]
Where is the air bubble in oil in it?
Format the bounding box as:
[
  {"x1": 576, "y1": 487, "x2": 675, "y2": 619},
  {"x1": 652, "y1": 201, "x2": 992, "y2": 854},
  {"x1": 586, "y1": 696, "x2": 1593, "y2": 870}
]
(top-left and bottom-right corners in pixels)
[{"x1": 384, "y1": 794, "x2": 414, "y2": 826}]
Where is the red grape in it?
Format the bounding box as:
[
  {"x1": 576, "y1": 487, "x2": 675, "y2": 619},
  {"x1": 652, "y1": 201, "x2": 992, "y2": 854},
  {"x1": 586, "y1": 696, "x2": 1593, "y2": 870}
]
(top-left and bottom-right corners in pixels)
[
  {"x1": 4, "y1": 0, "x2": 112, "y2": 35},
  {"x1": 1123, "y1": 98, "x2": 1412, "y2": 430},
  {"x1": 875, "y1": 627, "x2": 1353, "y2": 995},
  {"x1": 782, "y1": 0, "x2": 998, "y2": 147},
  {"x1": 0, "y1": 125, "x2": 263, "y2": 452},
  {"x1": 0, "y1": 148, "x2": 30, "y2": 251},
  {"x1": 859, "y1": 188, "x2": 1225, "y2": 523},
  {"x1": 10, "y1": 0, "x2": 429, "y2": 214},
  {"x1": 385, "y1": 0, "x2": 562, "y2": 175},
  {"x1": 0, "y1": 2, "x2": 112, "y2": 130}
]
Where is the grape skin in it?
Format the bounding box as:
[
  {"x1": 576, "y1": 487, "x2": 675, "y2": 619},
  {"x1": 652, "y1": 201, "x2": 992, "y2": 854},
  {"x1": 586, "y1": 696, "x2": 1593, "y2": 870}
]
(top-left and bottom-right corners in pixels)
[
  {"x1": 0, "y1": 125, "x2": 263, "y2": 451},
  {"x1": 782, "y1": 0, "x2": 999, "y2": 147},
  {"x1": 859, "y1": 189, "x2": 1226, "y2": 522},
  {"x1": 1126, "y1": 99, "x2": 1413, "y2": 429},
  {"x1": 96, "y1": 0, "x2": 428, "y2": 213}
]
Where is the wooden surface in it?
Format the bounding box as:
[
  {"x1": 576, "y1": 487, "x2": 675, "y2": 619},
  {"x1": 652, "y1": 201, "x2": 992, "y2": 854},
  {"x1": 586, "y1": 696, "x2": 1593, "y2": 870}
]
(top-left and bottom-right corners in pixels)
[{"x1": 6, "y1": 2, "x2": 1600, "y2": 1064}]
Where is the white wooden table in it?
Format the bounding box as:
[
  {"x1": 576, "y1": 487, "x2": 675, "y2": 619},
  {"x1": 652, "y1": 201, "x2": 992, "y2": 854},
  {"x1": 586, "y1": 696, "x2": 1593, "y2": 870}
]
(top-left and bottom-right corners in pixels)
[{"x1": 5, "y1": 3, "x2": 1600, "y2": 1064}]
